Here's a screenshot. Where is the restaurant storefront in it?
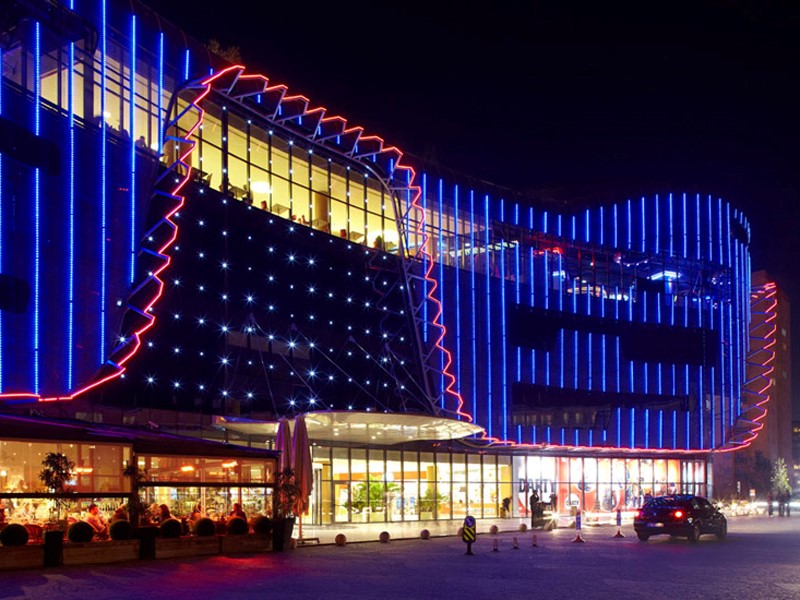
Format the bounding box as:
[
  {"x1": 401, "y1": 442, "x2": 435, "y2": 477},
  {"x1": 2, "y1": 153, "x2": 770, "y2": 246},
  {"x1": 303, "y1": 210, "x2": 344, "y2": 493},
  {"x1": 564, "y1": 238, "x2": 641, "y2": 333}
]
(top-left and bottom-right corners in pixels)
[{"x1": 0, "y1": 415, "x2": 278, "y2": 537}]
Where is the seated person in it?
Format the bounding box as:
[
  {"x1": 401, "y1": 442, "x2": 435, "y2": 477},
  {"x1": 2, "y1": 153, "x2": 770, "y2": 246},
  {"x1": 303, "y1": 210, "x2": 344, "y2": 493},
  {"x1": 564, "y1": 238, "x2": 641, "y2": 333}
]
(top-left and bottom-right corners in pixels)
[
  {"x1": 230, "y1": 503, "x2": 246, "y2": 520},
  {"x1": 157, "y1": 504, "x2": 172, "y2": 523},
  {"x1": 111, "y1": 505, "x2": 129, "y2": 523},
  {"x1": 188, "y1": 504, "x2": 204, "y2": 530},
  {"x1": 86, "y1": 503, "x2": 109, "y2": 540}
]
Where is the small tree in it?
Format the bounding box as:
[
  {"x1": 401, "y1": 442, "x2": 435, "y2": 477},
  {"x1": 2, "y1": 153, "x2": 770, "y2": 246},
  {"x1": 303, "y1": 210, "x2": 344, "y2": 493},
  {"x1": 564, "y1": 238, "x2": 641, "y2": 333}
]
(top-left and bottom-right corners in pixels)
[
  {"x1": 39, "y1": 452, "x2": 75, "y2": 523},
  {"x1": 123, "y1": 462, "x2": 148, "y2": 527},
  {"x1": 771, "y1": 457, "x2": 791, "y2": 496},
  {"x1": 206, "y1": 39, "x2": 242, "y2": 64}
]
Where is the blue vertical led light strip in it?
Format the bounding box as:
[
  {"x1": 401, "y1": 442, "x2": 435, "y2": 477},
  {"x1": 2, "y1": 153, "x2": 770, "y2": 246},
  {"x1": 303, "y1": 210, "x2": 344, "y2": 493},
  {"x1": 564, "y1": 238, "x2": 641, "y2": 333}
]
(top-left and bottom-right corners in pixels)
[
  {"x1": 514, "y1": 230, "x2": 521, "y2": 383},
  {"x1": 626, "y1": 199, "x2": 632, "y2": 250},
  {"x1": 710, "y1": 300, "x2": 717, "y2": 447},
  {"x1": 727, "y1": 303, "x2": 734, "y2": 427},
  {"x1": 615, "y1": 287, "x2": 620, "y2": 393},
  {"x1": 0, "y1": 45, "x2": 3, "y2": 389},
  {"x1": 707, "y1": 195, "x2": 713, "y2": 262},
  {"x1": 717, "y1": 198, "x2": 723, "y2": 266},
  {"x1": 454, "y1": 185, "x2": 462, "y2": 407},
  {"x1": 672, "y1": 410, "x2": 677, "y2": 450},
  {"x1": 34, "y1": 21, "x2": 41, "y2": 392},
  {"x1": 184, "y1": 48, "x2": 190, "y2": 81},
  {"x1": 558, "y1": 254, "x2": 564, "y2": 390},
  {"x1": 584, "y1": 209, "x2": 589, "y2": 242},
  {"x1": 685, "y1": 411, "x2": 691, "y2": 451},
  {"x1": 668, "y1": 193, "x2": 673, "y2": 256},
  {"x1": 600, "y1": 286, "x2": 606, "y2": 392},
  {"x1": 67, "y1": 11, "x2": 75, "y2": 389},
  {"x1": 100, "y1": 1, "x2": 108, "y2": 364},
  {"x1": 644, "y1": 409, "x2": 649, "y2": 449},
  {"x1": 158, "y1": 32, "x2": 164, "y2": 156},
  {"x1": 529, "y1": 246, "x2": 535, "y2": 382},
  {"x1": 640, "y1": 197, "x2": 646, "y2": 253},
  {"x1": 437, "y1": 179, "x2": 445, "y2": 405},
  {"x1": 599, "y1": 206, "x2": 604, "y2": 245},
  {"x1": 613, "y1": 204, "x2": 618, "y2": 248},
  {"x1": 616, "y1": 407, "x2": 622, "y2": 448},
  {"x1": 528, "y1": 207, "x2": 536, "y2": 383},
  {"x1": 656, "y1": 294, "x2": 662, "y2": 395},
  {"x1": 682, "y1": 193, "x2": 687, "y2": 258},
  {"x1": 628, "y1": 288, "x2": 634, "y2": 394},
  {"x1": 654, "y1": 194, "x2": 659, "y2": 254},
  {"x1": 129, "y1": 15, "x2": 137, "y2": 284},
  {"x1": 630, "y1": 408, "x2": 636, "y2": 448},
  {"x1": 586, "y1": 279, "x2": 592, "y2": 391},
  {"x1": 484, "y1": 194, "x2": 492, "y2": 438},
  {"x1": 543, "y1": 251, "x2": 550, "y2": 385},
  {"x1": 499, "y1": 217, "x2": 508, "y2": 441},
  {"x1": 657, "y1": 410, "x2": 663, "y2": 449},
  {"x1": 717, "y1": 304, "x2": 725, "y2": 437},
  {"x1": 470, "y1": 190, "x2": 477, "y2": 421},
  {"x1": 421, "y1": 174, "x2": 429, "y2": 342},
  {"x1": 695, "y1": 194, "x2": 701, "y2": 259}
]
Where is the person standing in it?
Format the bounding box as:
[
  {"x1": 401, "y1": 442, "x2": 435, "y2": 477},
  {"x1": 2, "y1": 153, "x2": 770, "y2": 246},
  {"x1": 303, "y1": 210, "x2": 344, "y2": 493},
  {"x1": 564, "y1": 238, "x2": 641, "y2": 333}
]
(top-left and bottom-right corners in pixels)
[{"x1": 529, "y1": 489, "x2": 541, "y2": 528}]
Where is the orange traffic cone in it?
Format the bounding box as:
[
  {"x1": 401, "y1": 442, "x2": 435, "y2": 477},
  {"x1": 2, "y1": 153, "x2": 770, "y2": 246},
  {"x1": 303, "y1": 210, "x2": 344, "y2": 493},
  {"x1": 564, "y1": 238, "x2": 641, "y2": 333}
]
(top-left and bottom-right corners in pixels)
[{"x1": 531, "y1": 534, "x2": 538, "y2": 547}]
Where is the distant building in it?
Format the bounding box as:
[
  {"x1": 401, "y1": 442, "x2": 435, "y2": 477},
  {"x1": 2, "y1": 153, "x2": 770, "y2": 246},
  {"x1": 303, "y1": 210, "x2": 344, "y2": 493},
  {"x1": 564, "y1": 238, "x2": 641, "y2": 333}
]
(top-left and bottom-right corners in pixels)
[{"x1": 717, "y1": 271, "x2": 793, "y2": 498}]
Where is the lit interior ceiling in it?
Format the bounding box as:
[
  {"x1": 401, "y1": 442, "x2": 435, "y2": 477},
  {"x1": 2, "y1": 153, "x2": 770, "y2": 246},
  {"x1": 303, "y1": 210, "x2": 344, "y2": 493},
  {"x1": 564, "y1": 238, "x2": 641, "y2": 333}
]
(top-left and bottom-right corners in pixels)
[{"x1": 215, "y1": 411, "x2": 484, "y2": 445}]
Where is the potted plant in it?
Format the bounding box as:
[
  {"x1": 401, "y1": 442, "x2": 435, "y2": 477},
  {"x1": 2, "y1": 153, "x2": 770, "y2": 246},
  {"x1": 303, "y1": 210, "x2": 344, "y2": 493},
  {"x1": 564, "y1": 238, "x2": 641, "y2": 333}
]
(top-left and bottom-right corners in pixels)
[
  {"x1": 39, "y1": 452, "x2": 75, "y2": 527},
  {"x1": 272, "y1": 467, "x2": 300, "y2": 551},
  {"x1": 419, "y1": 487, "x2": 447, "y2": 520},
  {"x1": 122, "y1": 462, "x2": 148, "y2": 528}
]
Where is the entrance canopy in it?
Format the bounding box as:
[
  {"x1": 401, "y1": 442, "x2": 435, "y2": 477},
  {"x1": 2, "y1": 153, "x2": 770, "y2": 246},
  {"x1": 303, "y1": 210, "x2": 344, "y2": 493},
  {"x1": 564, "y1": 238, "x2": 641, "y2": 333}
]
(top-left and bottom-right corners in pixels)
[{"x1": 215, "y1": 411, "x2": 484, "y2": 445}]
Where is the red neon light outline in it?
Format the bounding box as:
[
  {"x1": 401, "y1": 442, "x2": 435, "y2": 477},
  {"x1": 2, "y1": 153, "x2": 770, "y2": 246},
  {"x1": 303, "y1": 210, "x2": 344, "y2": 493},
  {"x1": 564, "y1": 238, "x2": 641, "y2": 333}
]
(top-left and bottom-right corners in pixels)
[
  {"x1": 0, "y1": 67, "x2": 230, "y2": 403},
  {"x1": 716, "y1": 282, "x2": 778, "y2": 453},
  {"x1": 2, "y1": 62, "x2": 757, "y2": 460}
]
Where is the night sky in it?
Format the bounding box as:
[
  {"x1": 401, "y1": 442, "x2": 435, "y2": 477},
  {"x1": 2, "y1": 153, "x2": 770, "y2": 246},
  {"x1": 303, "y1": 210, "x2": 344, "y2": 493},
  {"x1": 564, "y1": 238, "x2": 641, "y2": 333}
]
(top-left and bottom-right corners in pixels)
[{"x1": 146, "y1": 1, "x2": 799, "y2": 412}]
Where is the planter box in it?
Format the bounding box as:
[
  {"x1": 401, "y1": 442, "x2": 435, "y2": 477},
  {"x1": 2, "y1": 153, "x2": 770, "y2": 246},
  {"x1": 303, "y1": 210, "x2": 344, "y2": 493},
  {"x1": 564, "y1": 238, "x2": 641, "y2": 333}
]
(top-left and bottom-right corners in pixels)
[
  {"x1": 63, "y1": 539, "x2": 141, "y2": 566},
  {"x1": 0, "y1": 544, "x2": 45, "y2": 570},
  {"x1": 220, "y1": 534, "x2": 271, "y2": 555},
  {"x1": 154, "y1": 536, "x2": 220, "y2": 560}
]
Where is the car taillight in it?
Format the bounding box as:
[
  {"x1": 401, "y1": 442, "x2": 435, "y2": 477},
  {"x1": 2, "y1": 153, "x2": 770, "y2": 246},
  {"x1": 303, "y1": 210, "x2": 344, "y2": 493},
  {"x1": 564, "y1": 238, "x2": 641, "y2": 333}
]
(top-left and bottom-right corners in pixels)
[
  {"x1": 673, "y1": 510, "x2": 684, "y2": 519},
  {"x1": 638, "y1": 510, "x2": 645, "y2": 519}
]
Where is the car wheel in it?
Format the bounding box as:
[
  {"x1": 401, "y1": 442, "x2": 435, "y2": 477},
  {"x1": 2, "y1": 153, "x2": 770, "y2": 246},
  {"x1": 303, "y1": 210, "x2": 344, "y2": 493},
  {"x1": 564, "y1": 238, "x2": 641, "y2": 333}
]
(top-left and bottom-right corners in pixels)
[
  {"x1": 637, "y1": 532, "x2": 649, "y2": 542},
  {"x1": 688, "y1": 522, "x2": 701, "y2": 543},
  {"x1": 715, "y1": 521, "x2": 727, "y2": 541}
]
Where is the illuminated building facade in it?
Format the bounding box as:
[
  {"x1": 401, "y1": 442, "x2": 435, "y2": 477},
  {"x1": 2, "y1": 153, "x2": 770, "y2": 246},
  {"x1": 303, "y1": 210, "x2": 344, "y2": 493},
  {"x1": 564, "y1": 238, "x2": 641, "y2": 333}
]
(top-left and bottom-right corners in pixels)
[{"x1": 0, "y1": 0, "x2": 761, "y2": 524}]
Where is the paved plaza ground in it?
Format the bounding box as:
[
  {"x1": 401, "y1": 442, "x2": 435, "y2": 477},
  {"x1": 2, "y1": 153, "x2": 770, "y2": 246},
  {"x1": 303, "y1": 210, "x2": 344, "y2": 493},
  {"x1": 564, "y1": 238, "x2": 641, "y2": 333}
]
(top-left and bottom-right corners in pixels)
[{"x1": 2, "y1": 515, "x2": 800, "y2": 599}]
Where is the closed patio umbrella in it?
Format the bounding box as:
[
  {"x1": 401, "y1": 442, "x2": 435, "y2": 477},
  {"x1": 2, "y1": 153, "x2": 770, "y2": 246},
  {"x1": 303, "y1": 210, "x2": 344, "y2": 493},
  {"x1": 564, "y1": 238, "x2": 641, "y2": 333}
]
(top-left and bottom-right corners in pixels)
[
  {"x1": 275, "y1": 418, "x2": 293, "y2": 474},
  {"x1": 292, "y1": 415, "x2": 313, "y2": 541}
]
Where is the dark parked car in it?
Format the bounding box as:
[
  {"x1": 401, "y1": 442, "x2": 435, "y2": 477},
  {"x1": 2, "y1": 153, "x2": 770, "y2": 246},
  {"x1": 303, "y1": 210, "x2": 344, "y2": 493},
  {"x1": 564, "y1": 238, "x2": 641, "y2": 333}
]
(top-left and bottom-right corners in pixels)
[{"x1": 633, "y1": 494, "x2": 727, "y2": 542}]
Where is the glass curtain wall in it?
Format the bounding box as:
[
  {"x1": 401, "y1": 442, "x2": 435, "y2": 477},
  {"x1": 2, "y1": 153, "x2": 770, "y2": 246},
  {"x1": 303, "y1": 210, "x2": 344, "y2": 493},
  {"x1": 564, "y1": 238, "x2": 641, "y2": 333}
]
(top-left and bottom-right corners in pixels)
[{"x1": 310, "y1": 445, "x2": 707, "y2": 525}]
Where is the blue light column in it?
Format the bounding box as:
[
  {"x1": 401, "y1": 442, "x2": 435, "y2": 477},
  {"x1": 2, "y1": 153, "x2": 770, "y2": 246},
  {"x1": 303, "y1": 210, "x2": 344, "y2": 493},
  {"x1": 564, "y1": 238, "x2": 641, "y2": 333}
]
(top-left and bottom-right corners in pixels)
[
  {"x1": 130, "y1": 15, "x2": 137, "y2": 284},
  {"x1": 34, "y1": 21, "x2": 41, "y2": 392}
]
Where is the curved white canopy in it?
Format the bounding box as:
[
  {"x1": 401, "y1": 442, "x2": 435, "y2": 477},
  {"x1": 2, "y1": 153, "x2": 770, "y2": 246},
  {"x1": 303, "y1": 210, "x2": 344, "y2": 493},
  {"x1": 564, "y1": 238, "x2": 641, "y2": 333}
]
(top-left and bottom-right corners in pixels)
[{"x1": 215, "y1": 411, "x2": 484, "y2": 445}]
